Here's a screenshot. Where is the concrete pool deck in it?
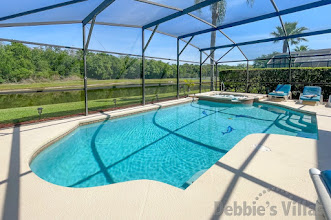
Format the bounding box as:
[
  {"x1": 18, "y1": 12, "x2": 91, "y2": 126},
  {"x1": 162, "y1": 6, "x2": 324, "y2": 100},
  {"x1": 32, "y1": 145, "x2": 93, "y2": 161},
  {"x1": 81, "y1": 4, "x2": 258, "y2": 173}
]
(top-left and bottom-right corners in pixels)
[{"x1": 0, "y1": 95, "x2": 331, "y2": 219}]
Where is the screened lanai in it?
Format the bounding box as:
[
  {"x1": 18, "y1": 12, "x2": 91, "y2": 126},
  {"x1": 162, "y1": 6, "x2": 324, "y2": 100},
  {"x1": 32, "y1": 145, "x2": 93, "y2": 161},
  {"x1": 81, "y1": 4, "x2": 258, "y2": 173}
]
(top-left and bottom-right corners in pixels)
[{"x1": 0, "y1": 0, "x2": 330, "y2": 124}]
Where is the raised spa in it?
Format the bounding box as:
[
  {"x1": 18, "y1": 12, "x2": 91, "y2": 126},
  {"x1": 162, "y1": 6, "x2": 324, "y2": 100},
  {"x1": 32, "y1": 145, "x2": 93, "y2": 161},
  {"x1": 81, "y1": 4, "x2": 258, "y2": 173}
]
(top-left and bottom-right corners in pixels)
[
  {"x1": 30, "y1": 101, "x2": 318, "y2": 189},
  {"x1": 197, "y1": 94, "x2": 255, "y2": 104}
]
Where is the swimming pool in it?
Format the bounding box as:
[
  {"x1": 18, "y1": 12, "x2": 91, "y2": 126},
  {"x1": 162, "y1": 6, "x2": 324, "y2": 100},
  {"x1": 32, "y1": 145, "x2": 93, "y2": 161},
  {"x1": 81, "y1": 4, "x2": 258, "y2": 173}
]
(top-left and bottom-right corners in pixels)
[{"x1": 30, "y1": 100, "x2": 318, "y2": 189}]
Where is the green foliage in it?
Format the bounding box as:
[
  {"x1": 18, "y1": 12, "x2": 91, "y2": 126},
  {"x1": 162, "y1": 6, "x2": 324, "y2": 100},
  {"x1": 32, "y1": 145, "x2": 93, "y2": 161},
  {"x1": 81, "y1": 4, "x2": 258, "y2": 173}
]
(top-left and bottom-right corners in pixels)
[
  {"x1": 215, "y1": 64, "x2": 248, "y2": 70},
  {"x1": 0, "y1": 43, "x2": 82, "y2": 82},
  {"x1": 0, "y1": 43, "x2": 204, "y2": 84},
  {"x1": 294, "y1": 45, "x2": 309, "y2": 51},
  {"x1": 253, "y1": 52, "x2": 279, "y2": 68},
  {"x1": 271, "y1": 22, "x2": 308, "y2": 53},
  {"x1": 219, "y1": 67, "x2": 331, "y2": 99},
  {"x1": 184, "y1": 79, "x2": 195, "y2": 93}
]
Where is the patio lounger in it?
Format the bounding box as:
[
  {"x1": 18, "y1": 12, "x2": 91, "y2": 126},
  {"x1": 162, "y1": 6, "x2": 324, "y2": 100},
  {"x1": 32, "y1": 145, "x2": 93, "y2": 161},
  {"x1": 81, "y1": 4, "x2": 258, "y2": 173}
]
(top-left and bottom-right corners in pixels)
[
  {"x1": 299, "y1": 86, "x2": 323, "y2": 105},
  {"x1": 309, "y1": 168, "x2": 331, "y2": 220},
  {"x1": 268, "y1": 84, "x2": 292, "y2": 101}
]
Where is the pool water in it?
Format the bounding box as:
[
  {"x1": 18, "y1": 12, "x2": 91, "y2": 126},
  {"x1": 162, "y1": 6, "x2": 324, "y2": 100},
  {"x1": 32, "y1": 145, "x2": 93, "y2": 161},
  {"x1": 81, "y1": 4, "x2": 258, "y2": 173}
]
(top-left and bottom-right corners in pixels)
[{"x1": 30, "y1": 101, "x2": 318, "y2": 189}]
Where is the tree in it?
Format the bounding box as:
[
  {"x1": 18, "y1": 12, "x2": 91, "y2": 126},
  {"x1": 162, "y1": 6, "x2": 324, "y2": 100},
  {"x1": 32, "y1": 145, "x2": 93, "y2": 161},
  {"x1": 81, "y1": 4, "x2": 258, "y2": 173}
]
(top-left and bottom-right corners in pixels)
[
  {"x1": 184, "y1": 79, "x2": 195, "y2": 94},
  {"x1": 294, "y1": 45, "x2": 309, "y2": 52},
  {"x1": 271, "y1": 22, "x2": 308, "y2": 53},
  {"x1": 253, "y1": 52, "x2": 279, "y2": 68},
  {"x1": 194, "y1": 0, "x2": 254, "y2": 90}
]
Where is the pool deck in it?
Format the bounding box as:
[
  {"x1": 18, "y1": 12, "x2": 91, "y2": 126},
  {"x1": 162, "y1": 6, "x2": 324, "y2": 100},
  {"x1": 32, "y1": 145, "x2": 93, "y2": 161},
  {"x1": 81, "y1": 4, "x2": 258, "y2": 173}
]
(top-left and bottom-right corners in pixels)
[{"x1": 1, "y1": 95, "x2": 331, "y2": 219}]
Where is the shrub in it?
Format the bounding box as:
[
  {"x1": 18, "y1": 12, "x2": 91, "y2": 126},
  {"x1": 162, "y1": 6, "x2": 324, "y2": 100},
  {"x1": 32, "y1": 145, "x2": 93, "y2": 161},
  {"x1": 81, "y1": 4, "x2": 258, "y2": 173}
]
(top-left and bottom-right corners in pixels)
[{"x1": 219, "y1": 67, "x2": 331, "y2": 99}]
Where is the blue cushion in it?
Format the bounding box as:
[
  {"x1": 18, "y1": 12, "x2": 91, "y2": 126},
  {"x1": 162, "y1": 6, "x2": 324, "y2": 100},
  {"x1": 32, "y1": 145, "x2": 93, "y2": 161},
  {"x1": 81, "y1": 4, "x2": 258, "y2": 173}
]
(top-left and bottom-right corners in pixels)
[
  {"x1": 269, "y1": 92, "x2": 287, "y2": 97},
  {"x1": 321, "y1": 170, "x2": 331, "y2": 193},
  {"x1": 269, "y1": 84, "x2": 291, "y2": 97},
  {"x1": 300, "y1": 95, "x2": 321, "y2": 102},
  {"x1": 303, "y1": 86, "x2": 322, "y2": 96},
  {"x1": 275, "y1": 84, "x2": 291, "y2": 94}
]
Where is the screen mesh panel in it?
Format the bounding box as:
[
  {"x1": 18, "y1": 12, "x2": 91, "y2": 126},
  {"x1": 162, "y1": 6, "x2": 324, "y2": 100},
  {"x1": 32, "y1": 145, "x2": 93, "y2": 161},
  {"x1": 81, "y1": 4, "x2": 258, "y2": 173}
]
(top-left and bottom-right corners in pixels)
[
  {"x1": 0, "y1": 0, "x2": 73, "y2": 18},
  {"x1": 0, "y1": 0, "x2": 104, "y2": 24},
  {"x1": 96, "y1": 0, "x2": 176, "y2": 26},
  {"x1": 189, "y1": 0, "x2": 275, "y2": 27},
  {"x1": 274, "y1": 0, "x2": 320, "y2": 10}
]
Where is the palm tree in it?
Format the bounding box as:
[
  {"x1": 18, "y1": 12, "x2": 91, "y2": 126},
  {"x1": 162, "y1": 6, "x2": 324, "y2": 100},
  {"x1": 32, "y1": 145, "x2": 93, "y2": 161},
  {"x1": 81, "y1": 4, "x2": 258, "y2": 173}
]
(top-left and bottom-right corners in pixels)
[
  {"x1": 271, "y1": 22, "x2": 308, "y2": 53},
  {"x1": 194, "y1": 0, "x2": 254, "y2": 90},
  {"x1": 294, "y1": 45, "x2": 309, "y2": 52}
]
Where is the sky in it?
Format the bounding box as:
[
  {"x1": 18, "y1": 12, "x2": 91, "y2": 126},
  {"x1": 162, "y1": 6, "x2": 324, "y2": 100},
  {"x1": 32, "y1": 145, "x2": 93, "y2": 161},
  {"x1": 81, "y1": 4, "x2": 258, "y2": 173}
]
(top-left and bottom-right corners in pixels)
[{"x1": 0, "y1": 0, "x2": 330, "y2": 64}]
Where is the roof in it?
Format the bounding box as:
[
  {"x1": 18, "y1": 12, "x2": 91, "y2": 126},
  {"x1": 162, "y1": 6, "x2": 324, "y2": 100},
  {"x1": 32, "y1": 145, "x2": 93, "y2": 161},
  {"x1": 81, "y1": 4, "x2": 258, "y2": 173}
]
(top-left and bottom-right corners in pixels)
[{"x1": 267, "y1": 48, "x2": 331, "y2": 65}]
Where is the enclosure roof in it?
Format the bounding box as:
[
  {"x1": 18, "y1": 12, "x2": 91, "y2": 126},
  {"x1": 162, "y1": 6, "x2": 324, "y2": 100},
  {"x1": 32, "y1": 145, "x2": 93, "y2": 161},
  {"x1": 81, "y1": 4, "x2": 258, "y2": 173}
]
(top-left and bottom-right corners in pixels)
[{"x1": 1, "y1": 0, "x2": 331, "y2": 62}]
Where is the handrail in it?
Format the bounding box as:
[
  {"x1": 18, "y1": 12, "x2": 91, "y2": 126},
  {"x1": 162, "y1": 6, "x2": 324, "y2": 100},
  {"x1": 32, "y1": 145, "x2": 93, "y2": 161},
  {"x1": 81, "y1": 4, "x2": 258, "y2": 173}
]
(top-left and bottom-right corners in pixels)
[{"x1": 220, "y1": 81, "x2": 225, "y2": 91}]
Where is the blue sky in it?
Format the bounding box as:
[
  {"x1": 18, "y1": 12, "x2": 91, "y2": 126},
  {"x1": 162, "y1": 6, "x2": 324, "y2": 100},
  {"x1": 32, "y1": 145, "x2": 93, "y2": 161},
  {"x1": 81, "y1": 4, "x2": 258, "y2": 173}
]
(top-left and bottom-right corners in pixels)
[{"x1": 0, "y1": 0, "x2": 330, "y2": 64}]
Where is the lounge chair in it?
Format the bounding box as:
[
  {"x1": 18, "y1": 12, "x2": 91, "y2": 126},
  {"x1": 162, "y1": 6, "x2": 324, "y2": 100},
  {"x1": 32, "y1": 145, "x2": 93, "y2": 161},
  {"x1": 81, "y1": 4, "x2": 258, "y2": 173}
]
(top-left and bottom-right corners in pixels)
[
  {"x1": 299, "y1": 86, "x2": 323, "y2": 105},
  {"x1": 268, "y1": 84, "x2": 292, "y2": 101},
  {"x1": 309, "y1": 168, "x2": 331, "y2": 219}
]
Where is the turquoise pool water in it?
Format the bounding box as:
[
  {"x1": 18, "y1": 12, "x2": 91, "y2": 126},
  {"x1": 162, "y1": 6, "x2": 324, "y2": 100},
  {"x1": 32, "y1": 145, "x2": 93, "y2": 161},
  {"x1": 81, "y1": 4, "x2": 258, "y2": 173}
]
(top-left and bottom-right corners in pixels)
[{"x1": 30, "y1": 101, "x2": 318, "y2": 189}]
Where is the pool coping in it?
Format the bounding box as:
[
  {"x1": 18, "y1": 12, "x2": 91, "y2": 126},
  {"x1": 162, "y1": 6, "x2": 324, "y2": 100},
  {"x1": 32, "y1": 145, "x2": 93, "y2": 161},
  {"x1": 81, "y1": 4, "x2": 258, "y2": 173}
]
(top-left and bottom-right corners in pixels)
[{"x1": 1, "y1": 94, "x2": 331, "y2": 219}]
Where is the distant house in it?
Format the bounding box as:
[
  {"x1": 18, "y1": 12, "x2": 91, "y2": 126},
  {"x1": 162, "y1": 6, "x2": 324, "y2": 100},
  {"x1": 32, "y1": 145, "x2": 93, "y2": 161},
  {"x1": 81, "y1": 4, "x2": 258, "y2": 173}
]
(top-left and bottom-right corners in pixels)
[{"x1": 267, "y1": 48, "x2": 331, "y2": 68}]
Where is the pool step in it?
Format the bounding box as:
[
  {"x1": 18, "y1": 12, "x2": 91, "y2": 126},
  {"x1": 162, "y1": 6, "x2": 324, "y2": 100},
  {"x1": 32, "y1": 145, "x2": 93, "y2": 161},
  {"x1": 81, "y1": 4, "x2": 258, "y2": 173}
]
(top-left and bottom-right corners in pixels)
[
  {"x1": 182, "y1": 169, "x2": 208, "y2": 188},
  {"x1": 286, "y1": 114, "x2": 315, "y2": 132},
  {"x1": 275, "y1": 117, "x2": 301, "y2": 133}
]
